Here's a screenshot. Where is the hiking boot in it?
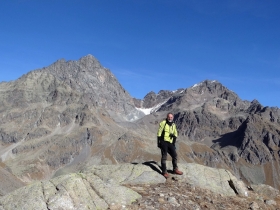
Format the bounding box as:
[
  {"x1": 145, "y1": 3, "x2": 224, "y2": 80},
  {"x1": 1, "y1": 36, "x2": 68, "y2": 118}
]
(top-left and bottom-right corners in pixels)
[
  {"x1": 173, "y1": 168, "x2": 183, "y2": 175},
  {"x1": 163, "y1": 173, "x2": 169, "y2": 178}
]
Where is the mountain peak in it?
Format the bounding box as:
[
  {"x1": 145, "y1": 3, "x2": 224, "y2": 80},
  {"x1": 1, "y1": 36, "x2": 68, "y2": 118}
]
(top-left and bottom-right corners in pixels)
[
  {"x1": 191, "y1": 80, "x2": 220, "y2": 88},
  {"x1": 79, "y1": 54, "x2": 100, "y2": 64},
  {"x1": 48, "y1": 54, "x2": 102, "y2": 71}
]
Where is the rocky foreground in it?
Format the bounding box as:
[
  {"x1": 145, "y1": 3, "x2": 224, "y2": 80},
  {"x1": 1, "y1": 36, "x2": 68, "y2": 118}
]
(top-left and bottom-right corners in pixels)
[
  {"x1": 126, "y1": 179, "x2": 280, "y2": 210},
  {"x1": 0, "y1": 162, "x2": 279, "y2": 210}
]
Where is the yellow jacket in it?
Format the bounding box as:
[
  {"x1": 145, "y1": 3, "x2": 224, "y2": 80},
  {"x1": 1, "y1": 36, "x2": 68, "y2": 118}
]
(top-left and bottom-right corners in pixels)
[{"x1": 157, "y1": 120, "x2": 178, "y2": 143}]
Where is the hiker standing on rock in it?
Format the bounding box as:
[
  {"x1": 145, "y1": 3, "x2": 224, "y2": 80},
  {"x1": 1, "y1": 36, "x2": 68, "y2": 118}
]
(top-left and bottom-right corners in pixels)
[{"x1": 157, "y1": 113, "x2": 183, "y2": 178}]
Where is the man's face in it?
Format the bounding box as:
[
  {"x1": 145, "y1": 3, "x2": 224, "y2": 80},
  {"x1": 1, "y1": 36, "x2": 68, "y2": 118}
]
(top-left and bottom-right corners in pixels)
[{"x1": 167, "y1": 114, "x2": 173, "y2": 122}]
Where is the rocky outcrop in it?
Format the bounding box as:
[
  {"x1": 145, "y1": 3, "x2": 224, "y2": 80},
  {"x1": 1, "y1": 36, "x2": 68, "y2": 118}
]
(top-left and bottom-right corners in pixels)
[{"x1": 0, "y1": 162, "x2": 266, "y2": 210}]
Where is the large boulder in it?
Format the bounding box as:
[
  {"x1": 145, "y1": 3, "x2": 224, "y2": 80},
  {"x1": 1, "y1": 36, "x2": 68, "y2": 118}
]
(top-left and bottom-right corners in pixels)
[{"x1": 250, "y1": 184, "x2": 280, "y2": 199}]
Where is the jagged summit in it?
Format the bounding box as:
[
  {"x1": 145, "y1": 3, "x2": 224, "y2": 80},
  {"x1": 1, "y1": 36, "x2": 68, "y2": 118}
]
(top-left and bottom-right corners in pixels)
[
  {"x1": 190, "y1": 80, "x2": 236, "y2": 97},
  {"x1": 42, "y1": 54, "x2": 104, "y2": 79},
  {"x1": 191, "y1": 79, "x2": 218, "y2": 87},
  {"x1": 1, "y1": 55, "x2": 144, "y2": 121},
  {"x1": 133, "y1": 79, "x2": 252, "y2": 116},
  {"x1": 50, "y1": 54, "x2": 101, "y2": 65},
  {"x1": 149, "y1": 79, "x2": 249, "y2": 113}
]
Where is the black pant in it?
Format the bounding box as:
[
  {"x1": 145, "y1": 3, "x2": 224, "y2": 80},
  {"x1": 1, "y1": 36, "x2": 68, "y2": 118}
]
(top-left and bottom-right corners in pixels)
[{"x1": 160, "y1": 140, "x2": 178, "y2": 173}]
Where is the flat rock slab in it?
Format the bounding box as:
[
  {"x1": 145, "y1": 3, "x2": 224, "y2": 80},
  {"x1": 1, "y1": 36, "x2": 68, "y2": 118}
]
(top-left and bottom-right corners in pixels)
[{"x1": 82, "y1": 163, "x2": 166, "y2": 185}]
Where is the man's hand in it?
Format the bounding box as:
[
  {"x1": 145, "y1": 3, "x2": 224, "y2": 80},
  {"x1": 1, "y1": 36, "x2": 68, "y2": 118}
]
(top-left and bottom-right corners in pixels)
[
  {"x1": 169, "y1": 133, "x2": 176, "y2": 138},
  {"x1": 157, "y1": 137, "x2": 161, "y2": 148},
  {"x1": 172, "y1": 137, "x2": 177, "y2": 149},
  {"x1": 172, "y1": 137, "x2": 177, "y2": 144}
]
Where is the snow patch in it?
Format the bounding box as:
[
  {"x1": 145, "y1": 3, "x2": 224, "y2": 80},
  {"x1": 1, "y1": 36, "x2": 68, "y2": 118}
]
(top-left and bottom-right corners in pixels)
[
  {"x1": 136, "y1": 100, "x2": 169, "y2": 115},
  {"x1": 136, "y1": 107, "x2": 153, "y2": 115},
  {"x1": 191, "y1": 83, "x2": 202, "y2": 88}
]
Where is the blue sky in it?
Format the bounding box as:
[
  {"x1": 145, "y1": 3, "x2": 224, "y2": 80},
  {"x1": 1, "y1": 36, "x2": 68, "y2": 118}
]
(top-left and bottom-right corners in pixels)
[{"x1": 1, "y1": 0, "x2": 280, "y2": 107}]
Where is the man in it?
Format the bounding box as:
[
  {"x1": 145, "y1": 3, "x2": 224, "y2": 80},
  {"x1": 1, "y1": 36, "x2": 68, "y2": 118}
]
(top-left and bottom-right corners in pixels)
[{"x1": 157, "y1": 113, "x2": 183, "y2": 178}]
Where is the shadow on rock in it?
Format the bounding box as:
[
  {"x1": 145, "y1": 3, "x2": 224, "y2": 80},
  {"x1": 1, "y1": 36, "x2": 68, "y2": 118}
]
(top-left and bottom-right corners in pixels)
[
  {"x1": 142, "y1": 161, "x2": 162, "y2": 175},
  {"x1": 211, "y1": 122, "x2": 246, "y2": 149}
]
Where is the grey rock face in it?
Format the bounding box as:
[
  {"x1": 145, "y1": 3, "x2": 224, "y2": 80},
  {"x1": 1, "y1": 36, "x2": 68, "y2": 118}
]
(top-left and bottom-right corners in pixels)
[
  {"x1": 42, "y1": 55, "x2": 144, "y2": 121},
  {"x1": 134, "y1": 89, "x2": 184, "y2": 109},
  {"x1": 157, "y1": 80, "x2": 251, "y2": 112},
  {"x1": 0, "y1": 130, "x2": 18, "y2": 144},
  {"x1": 0, "y1": 55, "x2": 143, "y2": 123}
]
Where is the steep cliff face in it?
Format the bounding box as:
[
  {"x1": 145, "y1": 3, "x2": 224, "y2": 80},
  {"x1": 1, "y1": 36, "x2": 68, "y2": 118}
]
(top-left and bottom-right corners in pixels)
[
  {"x1": 43, "y1": 55, "x2": 145, "y2": 121},
  {"x1": 211, "y1": 104, "x2": 280, "y2": 189}
]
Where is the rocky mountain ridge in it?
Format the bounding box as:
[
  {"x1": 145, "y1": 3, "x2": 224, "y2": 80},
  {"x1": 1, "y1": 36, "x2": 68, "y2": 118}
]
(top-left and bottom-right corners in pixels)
[
  {"x1": 0, "y1": 55, "x2": 149, "y2": 183},
  {"x1": 1, "y1": 54, "x2": 280, "y2": 197},
  {"x1": 133, "y1": 89, "x2": 184, "y2": 110},
  {"x1": 134, "y1": 79, "x2": 280, "y2": 189}
]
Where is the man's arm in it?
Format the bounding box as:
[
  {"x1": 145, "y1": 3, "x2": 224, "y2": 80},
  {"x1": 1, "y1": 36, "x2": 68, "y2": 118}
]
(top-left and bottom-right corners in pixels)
[
  {"x1": 172, "y1": 124, "x2": 178, "y2": 146},
  {"x1": 157, "y1": 136, "x2": 161, "y2": 148},
  {"x1": 174, "y1": 124, "x2": 178, "y2": 137},
  {"x1": 157, "y1": 121, "x2": 165, "y2": 137},
  {"x1": 157, "y1": 121, "x2": 165, "y2": 148}
]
